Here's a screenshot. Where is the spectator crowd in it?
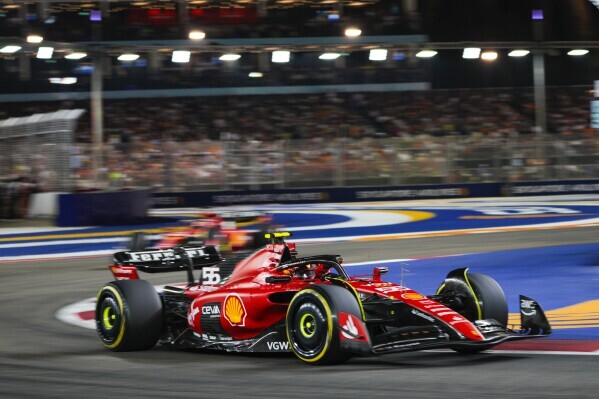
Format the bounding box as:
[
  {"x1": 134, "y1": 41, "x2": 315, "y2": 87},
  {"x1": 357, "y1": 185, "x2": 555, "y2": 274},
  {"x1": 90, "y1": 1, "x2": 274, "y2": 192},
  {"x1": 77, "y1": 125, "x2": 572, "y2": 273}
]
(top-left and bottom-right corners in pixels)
[{"x1": 1, "y1": 86, "x2": 597, "y2": 191}]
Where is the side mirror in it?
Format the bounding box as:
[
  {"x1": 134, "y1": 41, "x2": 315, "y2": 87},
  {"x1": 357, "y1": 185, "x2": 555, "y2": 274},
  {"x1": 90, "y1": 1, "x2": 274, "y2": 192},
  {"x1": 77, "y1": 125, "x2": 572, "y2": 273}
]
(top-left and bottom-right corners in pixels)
[
  {"x1": 373, "y1": 267, "x2": 388, "y2": 282},
  {"x1": 265, "y1": 276, "x2": 292, "y2": 284}
]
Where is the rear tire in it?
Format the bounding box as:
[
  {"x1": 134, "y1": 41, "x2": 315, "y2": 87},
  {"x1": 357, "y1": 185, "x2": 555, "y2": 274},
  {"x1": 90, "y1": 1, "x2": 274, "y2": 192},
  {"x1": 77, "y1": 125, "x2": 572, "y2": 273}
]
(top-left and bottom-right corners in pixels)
[
  {"x1": 129, "y1": 232, "x2": 147, "y2": 251},
  {"x1": 95, "y1": 280, "x2": 163, "y2": 351}
]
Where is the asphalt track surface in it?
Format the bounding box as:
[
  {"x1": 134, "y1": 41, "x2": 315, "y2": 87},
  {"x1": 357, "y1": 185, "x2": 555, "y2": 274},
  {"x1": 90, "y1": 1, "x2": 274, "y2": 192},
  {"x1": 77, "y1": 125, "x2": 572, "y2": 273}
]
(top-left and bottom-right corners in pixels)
[{"x1": 1, "y1": 227, "x2": 598, "y2": 398}]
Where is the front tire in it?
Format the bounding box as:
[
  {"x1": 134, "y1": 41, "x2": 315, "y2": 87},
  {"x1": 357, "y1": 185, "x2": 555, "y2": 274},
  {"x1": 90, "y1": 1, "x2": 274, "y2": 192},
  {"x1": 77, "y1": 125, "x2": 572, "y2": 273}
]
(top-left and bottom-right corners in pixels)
[
  {"x1": 286, "y1": 286, "x2": 355, "y2": 365},
  {"x1": 438, "y1": 269, "x2": 508, "y2": 354},
  {"x1": 95, "y1": 280, "x2": 163, "y2": 351}
]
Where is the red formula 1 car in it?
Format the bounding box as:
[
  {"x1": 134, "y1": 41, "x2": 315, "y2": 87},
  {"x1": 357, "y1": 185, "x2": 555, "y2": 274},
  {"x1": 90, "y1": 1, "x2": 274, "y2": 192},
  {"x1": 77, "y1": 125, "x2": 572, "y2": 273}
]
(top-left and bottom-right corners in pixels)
[
  {"x1": 96, "y1": 232, "x2": 551, "y2": 364},
  {"x1": 130, "y1": 211, "x2": 273, "y2": 252}
]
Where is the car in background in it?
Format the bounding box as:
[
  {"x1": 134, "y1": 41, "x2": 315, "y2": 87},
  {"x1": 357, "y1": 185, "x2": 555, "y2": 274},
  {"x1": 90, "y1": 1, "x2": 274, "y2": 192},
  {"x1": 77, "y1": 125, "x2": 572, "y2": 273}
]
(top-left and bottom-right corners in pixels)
[{"x1": 130, "y1": 211, "x2": 274, "y2": 252}]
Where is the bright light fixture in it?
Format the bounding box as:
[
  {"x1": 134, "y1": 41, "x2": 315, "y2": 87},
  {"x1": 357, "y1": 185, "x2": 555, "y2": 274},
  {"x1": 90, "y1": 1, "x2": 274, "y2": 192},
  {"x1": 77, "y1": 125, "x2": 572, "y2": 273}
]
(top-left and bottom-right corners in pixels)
[
  {"x1": 188, "y1": 30, "x2": 206, "y2": 40},
  {"x1": 271, "y1": 50, "x2": 290, "y2": 63},
  {"x1": 65, "y1": 52, "x2": 87, "y2": 60},
  {"x1": 248, "y1": 72, "x2": 263, "y2": 78},
  {"x1": 568, "y1": 49, "x2": 589, "y2": 56},
  {"x1": 319, "y1": 53, "x2": 341, "y2": 60},
  {"x1": 415, "y1": 50, "x2": 438, "y2": 58},
  {"x1": 344, "y1": 27, "x2": 362, "y2": 37},
  {"x1": 219, "y1": 54, "x2": 241, "y2": 61},
  {"x1": 481, "y1": 51, "x2": 498, "y2": 61},
  {"x1": 36, "y1": 47, "x2": 54, "y2": 59},
  {"x1": 27, "y1": 35, "x2": 43, "y2": 43},
  {"x1": 0, "y1": 45, "x2": 21, "y2": 54},
  {"x1": 369, "y1": 49, "x2": 388, "y2": 61},
  {"x1": 118, "y1": 53, "x2": 140, "y2": 61},
  {"x1": 172, "y1": 50, "x2": 190, "y2": 63},
  {"x1": 49, "y1": 77, "x2": 77, "y2": 85},
  {"x1": 508, "y1": 49, "x2": 530, "y2": 57},
  {"x1": 462, "y1": 47, "x2": 481, "y2": 59}
]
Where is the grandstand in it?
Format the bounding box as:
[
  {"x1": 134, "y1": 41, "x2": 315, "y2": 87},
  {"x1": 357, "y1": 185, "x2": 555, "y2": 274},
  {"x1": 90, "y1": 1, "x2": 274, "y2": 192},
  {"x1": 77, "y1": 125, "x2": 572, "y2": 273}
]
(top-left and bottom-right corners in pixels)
[{"x1": 0, "y1": 0, "x2": 598, "y2": 199}]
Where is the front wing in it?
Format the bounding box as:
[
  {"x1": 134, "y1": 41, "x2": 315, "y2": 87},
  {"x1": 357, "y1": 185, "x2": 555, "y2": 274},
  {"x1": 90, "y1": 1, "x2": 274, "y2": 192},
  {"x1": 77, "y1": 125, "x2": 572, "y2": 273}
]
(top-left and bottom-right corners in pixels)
[{"x1": 360, "y1": 295, "x2": 551, "y2": 355}]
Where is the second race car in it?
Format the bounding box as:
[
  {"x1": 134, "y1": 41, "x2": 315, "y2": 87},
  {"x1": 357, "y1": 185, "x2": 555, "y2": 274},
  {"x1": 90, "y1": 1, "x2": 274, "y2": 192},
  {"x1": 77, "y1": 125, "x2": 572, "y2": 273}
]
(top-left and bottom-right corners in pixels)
[{"x1": 130, "y1": 210, "x2": 273, "y2": 252}]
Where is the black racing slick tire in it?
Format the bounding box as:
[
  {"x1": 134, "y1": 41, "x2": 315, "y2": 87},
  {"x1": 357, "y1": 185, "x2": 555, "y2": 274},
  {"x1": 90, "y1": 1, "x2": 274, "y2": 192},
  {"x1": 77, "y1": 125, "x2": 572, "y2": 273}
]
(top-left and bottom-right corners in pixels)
[
  {"x1": 286, "y1": 285, "x2": 360, "y2": 365},
  {"x1": 437, "y1": 270, "x2": 508, "y2": 354},
  {"x1": 129, "y1": 232, "x2": 147, "y2": 251},
  {"x1": 438, "y1": 270, "x2": 508, "y2": 326},
  {"x1": 464, "y1": 272, "x2": 509, "y2": 326},
  {"x1": 95, "y1": 280, "x2": 163, "y2": 351}
]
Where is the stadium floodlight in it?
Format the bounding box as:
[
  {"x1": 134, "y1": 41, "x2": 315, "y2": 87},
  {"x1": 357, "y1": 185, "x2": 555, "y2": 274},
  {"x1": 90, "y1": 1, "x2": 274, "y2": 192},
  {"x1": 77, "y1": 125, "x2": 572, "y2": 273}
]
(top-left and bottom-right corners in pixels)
[
  {"x1": 369, "y1": 49, "x2": 388, "y2": 61},
  {"x1": 481, "y1": 51, "x2": 498, "y2": 61},
  {"x1": 319, "y1": 52, "x2": 341, "y2": 60},
  {"x1": 271, "y1": 50, "x2": 290, "y2": 63},
  {"x1": 415, "y1": 50, "x2": 438, "y2": 58},
  {"x1": 65, "y1": 52, "x2": 87, "y2": 60},
  {"x1": 27, "y1": 35, "x2": 43, "y2": 43},
  {"x1": 567, "y1": 49, "x2": 589, "y2": 56},
  {"x1": 248, "y1": 72, "x2": 263, "y2": 78},
  {"x1": 344, "y1": 27, "x2": 362, "y2": 37},
  {"x1": 219, "y1": 54, "x2": 241, "y2": 61},
  {"x1": 36, "y1": 47, "x2": 54, "y2": 59},
  {"x1": 118, "y1": 53, "x2": 140, "y2": 61},
  {"x1": 172, "y1": 50, "x2": 191, "y2": 63},
  {"x1": 508, "y1": 49, "x2": 530, "y2": 57},
  {"x1": 0, "y1": 45, "x2": 21, "y2": 54},
  {"x1": 188, "y1": 30, "x2": 206, "y2": 40},
  {"x1": 462, "y1": 47, "x2": 481, "y2": 59},
  {"x1": 49, "y1": 77, "x2": 77, "y2": 85}
]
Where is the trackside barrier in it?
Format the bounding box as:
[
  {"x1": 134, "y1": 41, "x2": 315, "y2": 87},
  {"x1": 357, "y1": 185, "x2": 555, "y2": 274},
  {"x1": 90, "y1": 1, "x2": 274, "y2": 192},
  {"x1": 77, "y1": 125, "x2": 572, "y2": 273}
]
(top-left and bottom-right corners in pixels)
[
  {"x1": 505, "y1": 180, "x2": 599, "y2": 196},
  {"x1": 152, "y1": 183, "x2": 501, "y2": 208},
  {"x1": 27, "y1": 192, "x2": 64, "y2": 218},
  {"x1": 57, "y1": 189, "x2": 150, "y2": 227},
  {"x1": 152, "y1": 179, "x2": 599, "y2": 208}
]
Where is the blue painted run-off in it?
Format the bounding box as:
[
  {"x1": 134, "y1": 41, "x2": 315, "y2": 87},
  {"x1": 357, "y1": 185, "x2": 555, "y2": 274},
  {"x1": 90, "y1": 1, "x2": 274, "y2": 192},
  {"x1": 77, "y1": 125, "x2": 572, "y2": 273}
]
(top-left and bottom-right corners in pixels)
[{"x1": 346, "y1": 242, "x2": 599, "y2": 340}]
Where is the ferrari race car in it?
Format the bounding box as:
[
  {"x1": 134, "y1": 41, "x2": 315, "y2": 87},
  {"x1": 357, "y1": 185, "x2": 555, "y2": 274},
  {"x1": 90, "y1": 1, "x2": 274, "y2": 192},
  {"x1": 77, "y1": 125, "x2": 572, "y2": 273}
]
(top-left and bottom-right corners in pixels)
[
  {"x1": 96, "y1": 232, "x2": 551, "y2": 364},
  {"x1": 130, "y1": 211, "x2": 273, "y2": 252}
]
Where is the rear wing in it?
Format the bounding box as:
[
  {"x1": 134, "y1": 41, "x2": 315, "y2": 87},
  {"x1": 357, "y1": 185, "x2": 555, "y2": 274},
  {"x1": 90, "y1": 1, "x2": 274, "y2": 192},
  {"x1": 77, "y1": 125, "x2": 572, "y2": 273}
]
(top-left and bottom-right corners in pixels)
[{"x1": 113, "y1": 245, "x2": 222, "y2": 274}]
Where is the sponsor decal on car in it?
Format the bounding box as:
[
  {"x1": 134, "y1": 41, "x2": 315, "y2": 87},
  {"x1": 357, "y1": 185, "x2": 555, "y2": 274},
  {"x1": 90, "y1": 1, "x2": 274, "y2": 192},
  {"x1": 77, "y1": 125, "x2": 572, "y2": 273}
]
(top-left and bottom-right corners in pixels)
[
  {"x1": 201, "y1": 303, "x2": 221, "y2": 318},
  {"x1": 109, "y1": 266, "x2": 139, "y2": 280},
  {"x1": 267, "y1": 341, "x2": 290, "y2": 351},
  {"x1": 521, "y1": 298, "x2": 537, "y2": 316},
  {"x1": 338, "y1": 312, "x2": 368, "y2": 342},
  {"x1": 201, "y1": 267, "x2": 221, "y2": 285},
  {"x1": 188, "y1": 304, "x2": 200, "y2": 327},
  {"x1": 127, "y1": 248, "x2": 207, "y2": 262},
  {"x1": 402, "y1": 293, "x2": 425, "y2": 300},
  {"x1": 224, "y1": 294, "x2": 247, "y2": 327}
]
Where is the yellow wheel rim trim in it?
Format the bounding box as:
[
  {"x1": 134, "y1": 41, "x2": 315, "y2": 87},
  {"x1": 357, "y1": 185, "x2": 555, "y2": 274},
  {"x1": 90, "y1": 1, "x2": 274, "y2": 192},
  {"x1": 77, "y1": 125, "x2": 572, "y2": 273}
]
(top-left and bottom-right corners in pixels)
[
  {"x1": 299, "y1": 313, "x2": 316, "y2": 338},
  {"x1": 102, "y1": 306, "x2": 116, "y2": 329},
  {"x1": 97, "y1": 286, "x2": 126, "y2": 349},
  {"x1": 286, "y1": 289, "x2": 333, "y2": 363}
]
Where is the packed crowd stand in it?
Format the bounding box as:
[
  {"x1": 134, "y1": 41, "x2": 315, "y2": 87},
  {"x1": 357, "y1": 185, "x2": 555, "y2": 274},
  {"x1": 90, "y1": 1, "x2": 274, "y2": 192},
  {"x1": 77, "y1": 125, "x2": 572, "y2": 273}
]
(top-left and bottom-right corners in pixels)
[{"x1": 0, "y1": 86, "x2": 597, "y2": 193}]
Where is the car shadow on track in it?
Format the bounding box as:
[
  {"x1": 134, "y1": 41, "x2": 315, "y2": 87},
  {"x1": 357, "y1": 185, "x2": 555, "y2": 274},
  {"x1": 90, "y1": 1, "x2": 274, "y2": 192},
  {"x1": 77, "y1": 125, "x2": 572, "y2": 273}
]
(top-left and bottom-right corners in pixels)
[{"x1": 74, "y1": 346, "x2": 527, "y2": 370}]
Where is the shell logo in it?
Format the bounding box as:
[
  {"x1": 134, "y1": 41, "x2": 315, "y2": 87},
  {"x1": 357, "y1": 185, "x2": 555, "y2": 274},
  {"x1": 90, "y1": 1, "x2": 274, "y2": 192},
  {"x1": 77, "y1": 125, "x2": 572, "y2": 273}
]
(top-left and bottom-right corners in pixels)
[
  {"x1": 401, "y1": 293, "x2": 425, "y2": 300},
  {"x1": 224, "y1": 294, "x2": 247, "y2": 327}
]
